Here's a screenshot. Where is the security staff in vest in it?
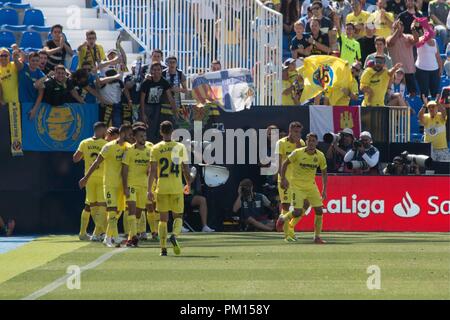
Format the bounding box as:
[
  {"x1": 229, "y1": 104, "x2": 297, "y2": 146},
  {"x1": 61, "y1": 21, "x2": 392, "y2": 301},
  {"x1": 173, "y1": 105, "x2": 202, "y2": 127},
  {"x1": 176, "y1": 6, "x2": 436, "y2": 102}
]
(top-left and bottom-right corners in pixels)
[{"x1": 343, "y1": 131, "x2": 380, "y2": 174}]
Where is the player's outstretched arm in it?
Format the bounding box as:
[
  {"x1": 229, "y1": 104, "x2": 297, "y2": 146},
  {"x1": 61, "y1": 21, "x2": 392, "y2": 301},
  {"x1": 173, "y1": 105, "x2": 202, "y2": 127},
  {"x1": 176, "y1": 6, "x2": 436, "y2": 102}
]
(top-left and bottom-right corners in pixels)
[{"x1": 79, "y1": 155, "x2": 104, "y2": 189}]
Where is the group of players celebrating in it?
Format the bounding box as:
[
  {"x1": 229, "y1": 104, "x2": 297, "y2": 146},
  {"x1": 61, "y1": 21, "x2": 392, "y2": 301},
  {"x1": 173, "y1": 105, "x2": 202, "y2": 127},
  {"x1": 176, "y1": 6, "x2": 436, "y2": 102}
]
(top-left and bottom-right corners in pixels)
[
  {"x1": 75, "y1": 119, "x2": 328, "y2": 256},
  {"x1": 76, "y1": 121, "x2": 190, "y2": 256}
]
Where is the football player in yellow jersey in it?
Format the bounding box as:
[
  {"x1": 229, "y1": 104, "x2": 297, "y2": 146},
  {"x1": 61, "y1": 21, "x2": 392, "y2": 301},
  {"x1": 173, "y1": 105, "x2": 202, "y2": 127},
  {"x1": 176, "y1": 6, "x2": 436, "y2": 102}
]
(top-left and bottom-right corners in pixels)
[
  {"x1": 79, "y1": 124, "x2": 133, "y2": 247},
  {"x1": 279, "y1": 133, "x2": 328, "y2": 244},
  {"x1": 147, "y1": 121, "x2": 191, "y2": 256},
  {"x1": 105, "y1": 127, "x2": 119, "y2": 142},
  {"x1": 275, "y1": 122, "x2": 307, "y2": 239},
  {"x1": 73, "y1": 122, "x2": 107, "y2": 241},
  {"x1": 121, "y1": 126, "x2": 151, "y2": 247}
]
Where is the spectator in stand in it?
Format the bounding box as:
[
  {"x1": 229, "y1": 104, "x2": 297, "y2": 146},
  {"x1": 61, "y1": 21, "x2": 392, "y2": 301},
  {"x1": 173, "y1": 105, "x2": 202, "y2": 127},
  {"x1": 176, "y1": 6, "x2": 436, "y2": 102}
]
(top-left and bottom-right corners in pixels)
[
  {"x1": 0, "y1": 46, "x2": 22, "y2": 107},
  {"x1": 419, "y1": 99, "x2": 450, "y2": 161},
  {"x1": 337, "y1": 22, "x2": 362, "y2": 64},
  {"x1": 99, "y1": 49, "x2": 124, "y2": 76},
  {"x1": 43, "y1": 24, "x2": 74, "y2": 71},
  {"x1": 139, "y1": 62, "x2": 177, "y2": 141},
  {"x1": 124, "y1": 60, "x2": 143, "y2": 122},
  {"x1": 346, "y1": 0, "x2": 371, "y2": 39},
  {"x1": 331, "y1": 0, "x2": 353, "y2": 30},
  {"x1": 365, "y1": 37, "x2": 393, "y2": 68},
  {"x1": 344, "y1": 131, "x2": 380, "y2": 174},
  {"x1": 302, "y1": 0, "x2": 334, "y2": 19},
  {"x1": 67, "y1": 68, "x2": 104, "y2": 105},
  {"x1": 429, "y1": 0, "x2": 449, "y2": 49},
  {"x1": 141, "y1": 49, "x2": 167, "y2": 78},
  {"x1": 398, "y1": 0, "x2": 423, "y2": 34},
  {"x1": 281, "y1": 0, "x2": 300, "y2": 36},
  {"x1": 77, "y1": 30, "x2": 106, "y2": 71},
  {"x1": 18, "y1": 52, "x2": 45, "y2": 120},
  {"x1": 299, "y1": 5, "x2": 313, "y2": 27},
  {"x1": 79, "y1": 61, "x2": 100, "y2": 103},
  {"x1": 326, "y1": 128, "x2": 355, "y2": 172},
  {"x1": 387, "y1": 19, "x2": 419, "y2": 95},
  {"x1": 415, "y1": 23, "x2": 443, "y2": 98},
  {"x1": 282, "y1": 58, "x2": 301, "y2": 106},
  {"x1": 444, "y1": 42, "x2": 450, "y2": 76},
  {"x1": 358, "y1": 23, "x2": 377, "y2": 63},
  {"x1": 38, "y1": 50, "x2": 51, "y2": 75},
  {"x1": 97, "y1": 69, "x2": 132, "y2": 127},
  {"x1": 308, "y1": 17, "x2": 332, "y2": 55},
  {"x1": 386, "y1": 0, "x2": 407, "y2": 17},
  {"x1": 324, "y1": 61, "x2": 360, "y2": 105},
  {"x1": 291, "y1": 20, "x2": 312, "y2": 59},
  {"x1": 386, "y1": 68, "x2": 409, "y2": 106},
  {"x1": 360, "y1": 56, "x2": 402, "y2": 106},
  {"x1": 161, "y1": 56, "x2": 188, "y2": 120},
  {"x1": 210, "y1": 59, "x2": 221, "y2": 71},
  {"x1": 367, "y1": 0, "x2": 394, "y2": 39},
  {"x1": 305, "y1": 1, "x2": 334, "y2": 35},
  {"x1": 232, "y1": 179, "x2": 275, "y2": 232}
]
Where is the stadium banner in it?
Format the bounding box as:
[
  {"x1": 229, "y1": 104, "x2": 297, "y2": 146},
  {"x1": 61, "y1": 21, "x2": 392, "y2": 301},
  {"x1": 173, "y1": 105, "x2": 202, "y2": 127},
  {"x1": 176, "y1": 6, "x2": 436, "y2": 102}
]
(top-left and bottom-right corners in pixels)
[
  {"x1": 7, "y1": 102, "x2": 23, "y2": 157},
  {"x1": 191, "y1": 68, "x2": 255, "y2": 112},
  {"x1": 309, "y1": 105, "x2": 361, "y2": 140},
  {"x1": 295, "y1": 176, "x2": 450, "y2": 232},
  {"x1": 300, "y1": 55, "x2": 352, "y2": 103},
  {"x1": 21, "y1": 103, "x2": 99, "y2": 152}
]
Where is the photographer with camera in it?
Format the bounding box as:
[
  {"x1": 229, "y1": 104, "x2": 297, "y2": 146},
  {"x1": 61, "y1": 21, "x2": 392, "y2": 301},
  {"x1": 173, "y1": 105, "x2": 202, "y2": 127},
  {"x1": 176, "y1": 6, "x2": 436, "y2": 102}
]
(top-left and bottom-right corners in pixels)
[
  {"x1": 343, "y1": 131, "x2": 380, "y2": 174},
  {"x1": 383, "y1": 155, "x2": 420, "y2": 175},
  {"x1": 232, "y1": 179, "x2": 275, "y2": 232},
  {"x1": 325, "y1": 128, "x2": 355, "y2": 173},
  {"x1": 419, "y1": 98, "x2": 450, "y2": 161}
]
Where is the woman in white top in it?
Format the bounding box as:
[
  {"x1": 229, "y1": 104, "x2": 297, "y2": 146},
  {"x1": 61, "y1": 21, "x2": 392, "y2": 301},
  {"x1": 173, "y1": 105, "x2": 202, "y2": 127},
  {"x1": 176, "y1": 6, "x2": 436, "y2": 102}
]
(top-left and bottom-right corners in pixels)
[{"x1": 414, "y1": 21, "x2": 443, "y2": 98}]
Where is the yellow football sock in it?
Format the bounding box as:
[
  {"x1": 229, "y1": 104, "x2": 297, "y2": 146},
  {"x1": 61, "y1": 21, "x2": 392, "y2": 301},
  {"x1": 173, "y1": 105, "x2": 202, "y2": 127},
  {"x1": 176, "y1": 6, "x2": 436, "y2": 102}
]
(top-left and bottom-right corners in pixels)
[
  {"x1": 106, "y1": 211, "x2": 118, "y2": 238},
  {"x1": 128, "y1": 215, "x2": 137, "y2": 240},
  {"x1": 147, "y1": 211, "x2": 159, "y2": 234},
  {"x1": 79, "y1": 209, "x2": 90, "y2": 236},
  {"x1": 97, "y1": 206, "x2": 107, "y2": 234},
  {"x1": 138, "y1": 214, "x2": 146, "y2": 234},
  {"x1": 91, "y1": 207, "x2": 101, "y2": 236},
  {"x1": 172, "y1": 217, "x2": 183, "y2": 237},
  {"x1": 314, "y1": 215, "x2": 323, "y2": 238},
  {"x1": 158, "y1": 221, "x2": 168, "y2": 249},
  {"x1": 283, "y1": 216, "x2": 291, "y2": 238}
]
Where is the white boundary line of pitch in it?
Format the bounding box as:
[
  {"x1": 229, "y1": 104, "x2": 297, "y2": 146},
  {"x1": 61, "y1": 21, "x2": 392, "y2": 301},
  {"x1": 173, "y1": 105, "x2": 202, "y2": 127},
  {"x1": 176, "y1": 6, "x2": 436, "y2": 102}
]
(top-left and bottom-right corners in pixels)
[{"x1": 22, "y1": 247, "x2": 128, "y2": 300}]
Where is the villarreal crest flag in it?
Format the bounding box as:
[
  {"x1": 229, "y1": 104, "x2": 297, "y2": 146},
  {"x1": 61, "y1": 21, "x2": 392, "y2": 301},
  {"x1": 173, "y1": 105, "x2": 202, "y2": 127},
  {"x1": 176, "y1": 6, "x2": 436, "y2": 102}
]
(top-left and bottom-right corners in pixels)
[{"x1": 300, "y1": 55, "x2": 352, "y2": 103}]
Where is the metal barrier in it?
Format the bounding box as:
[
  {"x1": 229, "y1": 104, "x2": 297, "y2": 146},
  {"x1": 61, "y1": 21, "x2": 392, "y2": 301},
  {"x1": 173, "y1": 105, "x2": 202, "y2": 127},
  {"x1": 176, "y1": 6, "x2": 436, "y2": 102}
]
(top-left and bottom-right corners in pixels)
[
  {"x1": 95, "y1": 0, "x2": 283, "y2": 106},
  {"x1": 389, "y1": 106, "x2": 411, "y2": 143}
]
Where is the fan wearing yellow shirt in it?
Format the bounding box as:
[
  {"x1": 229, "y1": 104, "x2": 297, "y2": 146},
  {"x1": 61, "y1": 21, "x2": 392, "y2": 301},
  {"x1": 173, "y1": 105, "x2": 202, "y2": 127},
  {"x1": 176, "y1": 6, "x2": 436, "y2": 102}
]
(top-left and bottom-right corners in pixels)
[
  {"x1": 360, "y1": 57, "x2": 402, "y2": 106},
  {"x1": 367, "y1": 0, "x2": 394, "y2": 39},
  {"x1": 275, "y1": 122, "x2": 306, "y2": 239},
  {"x1": 346, "y1": 0, "x2": 370, "y2": 39},
  {"x1": 148, "y1": 121, "x2": 191, "y2": 256},
  {"x1": 79, "y1": 124, "x2": 133, "y2": 248},
  {"x1": 278, "y1": 133, "x2": 328, "y2": 244},
  {"x1": 0, "y1": 47, "x2": 22, "y2": 104},
  {"x1": 121, "y1": 126, "x2": 151, "y2": 247},
  {"x1": 73, "y1": 122, "x2": 107, "y2": 241}
]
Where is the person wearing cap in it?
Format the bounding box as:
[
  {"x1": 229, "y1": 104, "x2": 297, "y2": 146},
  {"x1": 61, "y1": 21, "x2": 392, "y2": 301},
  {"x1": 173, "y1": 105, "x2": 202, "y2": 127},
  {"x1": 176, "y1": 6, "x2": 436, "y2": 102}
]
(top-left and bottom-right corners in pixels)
[
  {"x1": 0, "y1": 46, "x2": 23, "y2": 106},
  {"x1": 387, "y1": 19, "x2": 418, "y2": 96},
  {"x1": 344, "y1": 130, "x2": 380, "y2": 174},
  {"x1": 282, "y1": 58, "x2": 301, "y2": 105},
  {"x1": 387, "y1": 67, "x2": 409, "y2": 107},
  {"x1": 346, "y1": 0, "x2": 371, "y2": 39},
  {"x1": 366, "y1": 0, "x2": 394, "y2": 39},
  {"x1": 364, "y1": 37, "x2": 393, "y2": 69},
  {"x1": 358, "y1": 22, "x2": 377, "y2": 64},
  {"x1": 336, "y1": 22, "x2": 361, "y2": 64},
  {"x1": 360, "y1": 55, "x2": 402, "y2": 106},
  {"x1": 43, "y1": 24, "x2": 74, "y2": 71},
  {"x1": 291, "y1": 20, "x2": 312, "y2": 59},
  {"x1": 77, "y1": 30, "x2": 107, "y2": 71},
  {"x1": 305, "y1": 1, "x2": 334, "y2": 35},
  {"x1": 419, "y1": 99, "x2": 450, "y2": 161},
  {"x1": 326, "y1": 127, "x2": 355, "y2": 172}
]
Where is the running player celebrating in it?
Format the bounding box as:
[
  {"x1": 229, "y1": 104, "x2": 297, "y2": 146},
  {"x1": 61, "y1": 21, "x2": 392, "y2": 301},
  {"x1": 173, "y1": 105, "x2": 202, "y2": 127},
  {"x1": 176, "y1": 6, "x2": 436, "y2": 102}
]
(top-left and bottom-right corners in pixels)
[
  {"x1": 147, "y1": 121, "x2": 191, "y2": 256},
  {"x1": 121, "y1": 126, "x2": 151, "y2": 247},
  {"x1": 73, "y1": 122, "x2": 108, "y2": 241},
  {"x1": 275, "y1": 122, "x2": 305, "y2": 240},
  {"x1": 79, "y1": 124, "x2": 133, "y2": 247},
  {"x1": 279, "y1": 133, "x2": 328, "y2": 244}
]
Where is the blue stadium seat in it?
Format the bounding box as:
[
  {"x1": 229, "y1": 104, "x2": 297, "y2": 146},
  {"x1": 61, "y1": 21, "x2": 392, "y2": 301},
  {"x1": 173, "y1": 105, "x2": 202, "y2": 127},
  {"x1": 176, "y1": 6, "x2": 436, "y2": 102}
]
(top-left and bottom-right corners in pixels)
[
  {"x1": 0, "y1": 30, "x2": 15, "y2": 47},
  {"x1": 3, "y1": 2, "x2": 30, "y2": 10},
  {"x1": 69, "y1": 54, "x2": 78, "y2": 71},
  {"x1": 441, "y1": 76, "x2": 450, "y2": 89},
  {"x1": 23, "y1": 9, "x2": 45, "y2": 27},
  {"x1": 28, "y1": 25, "x2": 51, "y2": 33},
  {"x1": 0, "y1": 8, "x2": 19, "y2": 25},
  {"x1": 19, "y1": 31, "x2": 42, "y2": 50},
  {"x1": 1, "y1": 24, "x2": 26, "y2": 32}
]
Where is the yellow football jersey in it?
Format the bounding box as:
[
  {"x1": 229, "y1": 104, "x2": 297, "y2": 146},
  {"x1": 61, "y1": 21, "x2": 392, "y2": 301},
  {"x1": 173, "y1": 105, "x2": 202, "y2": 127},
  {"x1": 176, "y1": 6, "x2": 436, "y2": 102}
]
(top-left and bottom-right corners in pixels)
[
  {"x1": 77, "y1": 137, "x2": 107, "y2": 179},
  {"x1": 422, "y1": 113, "x2": 448, "y2": 150},
  {"x1": 288, "y1": 147, "x2": 327, "y2": 187},
  {"x1": 150, "y1": 140, "x2": 188, "y2": 195},
  {"x1": 275, "y1": 136, "x2": 305, "y2": 182},
  {"x1": 122, "y1": 144, "x2": 151, "y2": 187},
  {"x1": 100, "y1": 140, "x2": 131, "y2": 187},
  {"x1": 0, "y1": 62, "x2": 19, "y2": 103}
]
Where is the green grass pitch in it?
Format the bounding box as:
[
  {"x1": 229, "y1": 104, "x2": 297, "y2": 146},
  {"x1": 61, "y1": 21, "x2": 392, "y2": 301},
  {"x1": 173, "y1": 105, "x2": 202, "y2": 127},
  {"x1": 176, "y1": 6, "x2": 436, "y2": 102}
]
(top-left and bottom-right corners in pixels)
[{"x1": 0, "y1": 232, "x2": 449, "y2": 299}]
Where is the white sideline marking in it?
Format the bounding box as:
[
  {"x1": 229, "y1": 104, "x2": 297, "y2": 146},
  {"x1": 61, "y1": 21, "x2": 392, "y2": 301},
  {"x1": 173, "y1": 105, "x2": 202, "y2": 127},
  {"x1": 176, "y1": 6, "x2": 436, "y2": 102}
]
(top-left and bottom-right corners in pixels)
[{"x1": 22, "y1": 248, "x2": 128, "y2": 300}]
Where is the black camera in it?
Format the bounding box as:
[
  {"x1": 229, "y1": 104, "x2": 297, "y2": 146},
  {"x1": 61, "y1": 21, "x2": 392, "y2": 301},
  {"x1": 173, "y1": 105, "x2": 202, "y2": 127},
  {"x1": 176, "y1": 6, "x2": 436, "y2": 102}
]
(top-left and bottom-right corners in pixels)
[{"x1": 353, "y1": 140, "x2": 362, "y2": 149}]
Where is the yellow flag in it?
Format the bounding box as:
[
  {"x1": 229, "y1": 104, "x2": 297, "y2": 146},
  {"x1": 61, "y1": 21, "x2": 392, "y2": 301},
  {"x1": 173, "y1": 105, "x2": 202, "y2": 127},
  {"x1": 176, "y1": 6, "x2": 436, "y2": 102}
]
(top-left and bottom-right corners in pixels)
[{"x1": 300, "y1": 55, "x2": 352, "y2": 103}]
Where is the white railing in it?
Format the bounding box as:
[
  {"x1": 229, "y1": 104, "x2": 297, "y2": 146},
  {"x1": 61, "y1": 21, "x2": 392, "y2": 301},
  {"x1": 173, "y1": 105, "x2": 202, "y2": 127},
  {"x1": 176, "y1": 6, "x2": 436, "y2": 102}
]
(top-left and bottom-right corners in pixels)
[
  {"x1": 95, "y1": 0, "x2": 282, "y2": 106},
  {"x1": 389, "y1": 106, "x2": 411, "y2": 143}
]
